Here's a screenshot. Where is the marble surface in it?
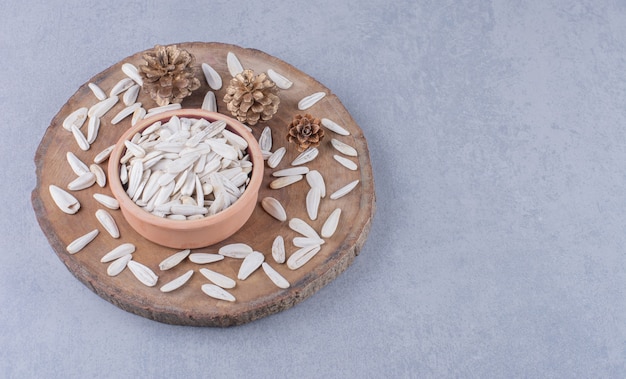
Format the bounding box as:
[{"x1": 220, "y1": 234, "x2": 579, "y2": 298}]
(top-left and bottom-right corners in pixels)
[{"x1": 3, "y1": 0, "x2": 626, "y2": 377}]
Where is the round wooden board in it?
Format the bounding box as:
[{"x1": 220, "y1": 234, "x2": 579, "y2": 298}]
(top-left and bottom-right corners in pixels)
[{"x1": 31, "y1": 42, "x2": 375, "y2": 326}]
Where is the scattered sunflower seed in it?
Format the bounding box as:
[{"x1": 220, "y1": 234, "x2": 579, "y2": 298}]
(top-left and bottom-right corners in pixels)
[
  {"x1": 100, "y1": 243, "x2": 135, "y2": 263},
  {"x1": 107, "y1": 254, "x2": 132, "y2": 277},
  {"x1": 262, "y1": 262, "x2": 290, "y2": 289},
  {"x1": 267, "y1": 69, "x2": 293, "y2": 89},
  {"x1": 287, "y1": 245, "x2": 321, "y2": 270},
  {"x1": 321, "y1": 208, "x2": 342, "y2": 238},
  {"x1": 238, "y1": 251, "x2": 265, "y2": 280},
  {"x1": 66, "y1": 229, "x2": 99, "y2": 254},
  {"x1": 226, "y1": 52, "x2": 244, "y2": 77},
  {"x1": 201, "y1": 283, "x2": 235, "y2": 302},
  {"x1": 272, "y1": 236, "x2": 286, "y2": 264},
  {"x1": 261, "y1": 197, "x2": 287, "y2": 221},
  {"x1": 329, "y1": 180, "x2": 360, "y2": 200},
  {"x1": 49, "y1": 185, "x2": 80, "y2": 214},
  {"x1": 298, "y1": 92, "x2": 326, "y2": 110},
  {"x1": 159, "y1": 249, "x2": 190, "y2": 270},
  {"x1": 160, "y1": 269, "x2": 194, "y2": 293},
  {"x1": 199, "y1": 268, "x2": 236, "y2": 289},
  {"x1": 127, "y1": 260, "x2": 158, "y2": 287}
]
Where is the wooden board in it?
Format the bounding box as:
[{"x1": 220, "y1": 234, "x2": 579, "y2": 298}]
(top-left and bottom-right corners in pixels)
[{"x1": 31, "y1": 42, "x2": 375, "y2": 326}]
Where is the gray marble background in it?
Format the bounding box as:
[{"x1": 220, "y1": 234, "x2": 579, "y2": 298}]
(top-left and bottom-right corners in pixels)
[{"x1": 2, "y1": 0, "x2": 626, "y2": 377}]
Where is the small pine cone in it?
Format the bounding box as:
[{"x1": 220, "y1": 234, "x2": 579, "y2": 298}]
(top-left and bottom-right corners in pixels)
[
  {"x1": 223, "y1": 69, "x2": 280, "y2": 126},
  {"x1": 287, "y1": 114, "x2": 325, "y2": 152},
  {"x1": 139, "y1": 44, "x2": 201, "y2": 106}
]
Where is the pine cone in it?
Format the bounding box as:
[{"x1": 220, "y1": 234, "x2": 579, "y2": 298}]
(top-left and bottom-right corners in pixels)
[
  {"x1": 139, "y1": 44, "x2": 201, "y2": 106},
  {"x1": 223, "y1": 69, "x2": 280, "y2": 126},
  {"x1": 287, "y1": 114, "x2": 325, "y2": 152}
]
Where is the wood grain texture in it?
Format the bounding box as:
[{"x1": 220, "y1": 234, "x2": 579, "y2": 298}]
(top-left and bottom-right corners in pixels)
[{"x1": 31, "y1": 42, "x2": 375, "y2": 326}]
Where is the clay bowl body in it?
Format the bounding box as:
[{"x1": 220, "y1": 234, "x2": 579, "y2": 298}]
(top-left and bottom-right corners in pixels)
[{"x1": 108, "y1": 109, "x2": 264, "y2": 249}]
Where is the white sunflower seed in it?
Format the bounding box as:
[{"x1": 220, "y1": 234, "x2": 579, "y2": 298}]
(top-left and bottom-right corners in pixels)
[
  {"x1": 321, "y1": 118, "x2": 350, "y2": 136},
  {"x1": 111, "y1": 102, "x2": 141, "y2": 125},
  {"x1": 258, "y1": 126, "x2": 272, "y2": 152},
  {"x1": 118, "y1": 163, "x2": 131, "y2": 186},
  {"x1": 238, "y1": 251, "x2": 265, "y2": 280},
  {"x1": 93, "y1": 193, "x2": 119, "y2": 210},
  {"x1": 321, "y1": 208, "x2": 342, "y2": 238},
  {"x1": 199, "y1": 268, "x2": 236, "y2": 289},
  {"x1": 269, "y1": 175, "x2": 303, "y2": 189},
  {"x1": 219, "y1": 243, "x2": 253, "y2": 259},
  {"x1": 166, "y1": 153, "x2": 200, "y2": 174},
  {"x1": 287, "y1": 245, "x2": 321, "y2": 270},
  {"x1": 170, "y1": 204, "x2": 208, "y2": 216},
  {"x1": 86, "y1": 116, "x2": 100, "y2": 144},
  {"x1": 160, "y1": 269, "x2": 194, "y2": 293},
  {"x1": 95, "y1": 209, "x2": 120, "y2": 238},
  {"x1": 127, "y1": 260, "x2": 158, "y2": 287},
  {"x1": 201, "y1": 62, "x2": 222, "y2": 90},
  {"x1": 230, "y1": 172, "x2": 248, "y2": 187},
  {"x1": 306, "y1": 187, "x2": 321, "y2": 220},
  {"x1": 131, "y1": 107, "x2": 147, "y2": 126},
  {"x1": 121, "y1": 63, "x2": 143, "y2": 85},
  {"x1": 272, "y1": 236, "x2": 285, "y2": 264},
  {"x1": 272, "y1": 167, "x2": 310, "y2": 177},
  {"x1": 227, "y1": 52, "x2": 244, "y2": 77},
  {"x1": 267, "y1": 69, "x2": 293, "y2": 89},
  {"x1": 201, "y1": 283, "x2": 235, "y2": 302},
  {"x1": 293, "y1": 237, "x2": 325, "y2": 248},
  {"x1": 158, "y1": 249, "x2": 190, "y2": 270},
  {"x1": 289, "y1": 218, "x2": 320, "y2": 239},
  {"x1": 152, "y1": 180, "x2": 174, "y2": 208},
  {"x1": 126, "y1": 160, "x2": 143, "y2": 199},
  {"x1": 267, "y1": 147, "x2": 286, "y2": 169},
  {"x1": 156, "y1": 172, "x2": 177, "y2": 188},
  {"x1": 291, "y1": 147, "x2": 318, "y2": 166},
  {"x1": 119, "y1": 164, "x2": 128, "y2": 184},
  {"x1": 333, "y1": 155, "x2": 358, "y2": 171},
  {"x1": 67, "y1": 172, "x2": 96, "y2": 191},
  {"x1": 201, "y1": 90, "x2": 217, "y2": 112},
  {"x1": 123, "y1": 84, "x2": 140, "y2": 106},
  {"x1": 330, "y1": 180, "x2": 360, "y2": 200},
  {"x1": 100, "y1": 243, "x2": 135, "y2": 263},
  {"x1": 262, "y1": 262, "x2": 290, "y2": 289},
  {"x1": 89, "y1": 164, "x2": 106, "y2": 187},
  {"x1": 88, "y1": 96, "x2": 117, "y2": 119},
  {"x1": 66, "y1": 152, "x2": 89, "y2": 176},
  {"x1": 222, "y1": 129, "x2": 248, "y2": 149},
  {"x1": 331, "y1": 138, "x2": 357, "y2": 156},
  {"x1": 88, "y1": 83, "x2": 107, "y2": 101},
  {"x1": 142, "y1": 121, "x2": 162, "y2": 136},
  {"x1": 298, "y1": 92, "x2": 326, "y2": 110},
  {"x1": 145, "y1": 103, "x2": 181, "y2": 117},
  {"x1": 49, "y1": 185, "x2": 80, "y2": 214},
  {"x1": 261, "y1": 197, "x2": 287, "y2": 221},
  {"x1": 195, "y1": 175, "x2": 204, "y2": 205},
  {"x1": 109, "y1": 77, "x2": 134, "y2": 96},
  {"x1": 124, "y1": 140, "x2": 146, "y2": 158},
  {"x1": 66, "y1": 229, "x2": 99, "y2": 254},
  {"x1": 206, "y1": 139, "x2": 238, "y2": 160},
  {"x1": 62, "y1": 107, "x2": 88, "y2": 132},
  {"x1": 306, "y1": 170, "x2": 326, "y2": 198},
  {"x1": 94, "y1": 145, "x2": 115, "y2": 164},
  {"x1": 180, "y1": 171, "x2": 196, "y2": 197},
  {"x1": 107, "y1": 254, "x2": 131, "y2": 276},
  {"x1": 70, "y1": 125, "x2": 90, "y2": 151},
  {"x1": 189, "y1": 253, "x2": 224, "y2": 264}
]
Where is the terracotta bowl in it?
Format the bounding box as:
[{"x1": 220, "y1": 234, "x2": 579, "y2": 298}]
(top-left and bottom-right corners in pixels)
[{"x1": 108, "y1": 109, "x2": 264, "y2": 249}]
